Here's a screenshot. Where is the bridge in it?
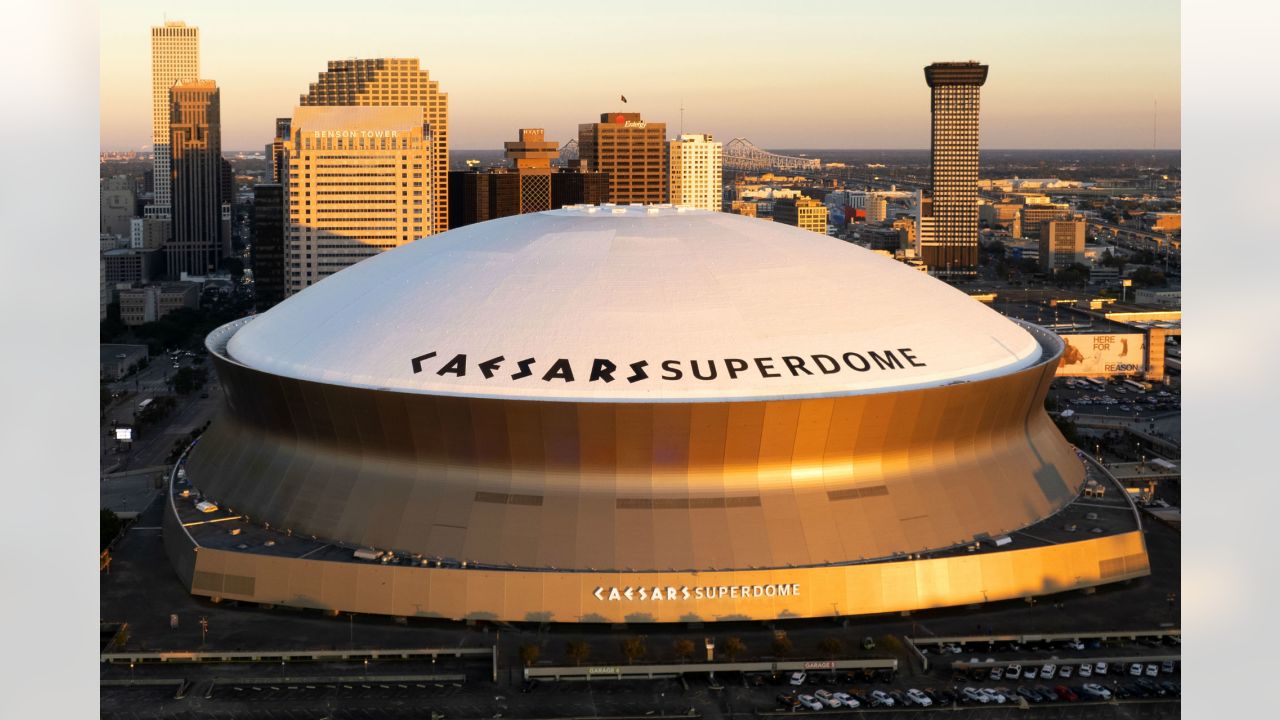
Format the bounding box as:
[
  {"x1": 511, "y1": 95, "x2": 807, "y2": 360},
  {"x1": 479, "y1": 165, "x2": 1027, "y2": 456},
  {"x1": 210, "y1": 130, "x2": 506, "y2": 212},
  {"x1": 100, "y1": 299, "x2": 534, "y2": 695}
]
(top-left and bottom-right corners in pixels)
[{"x1": 723, "y1": 138, "x2": 820, "y2": 172}]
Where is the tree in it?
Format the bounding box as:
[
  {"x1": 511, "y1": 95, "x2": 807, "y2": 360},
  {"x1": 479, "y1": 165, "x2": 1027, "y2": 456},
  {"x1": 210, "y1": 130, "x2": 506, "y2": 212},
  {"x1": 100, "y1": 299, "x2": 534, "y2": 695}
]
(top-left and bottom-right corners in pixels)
[
  {"x1": 519, "y1": 643, "x2": 541, "y2": 667},
  {"x1": 721, "y1": 636, "x2": 746, "y2": 662},
  {"x1": 172, "y1": 367, "x2": 208, "y2": 395},
  {"x1": 101, "y1": 509, "x2": 123, "y2": 550},
  {"x1": 621, "y1": 636, "x2": 647, "y2": 664},
  {"x1": 1129, "y1": 266, "x2": 1167, "y2": 288},
  {"x1": 673, "y1": 638, "x2": 695, "y2": 663},
  {"x1": 565, "y1": 640, "x2": 591, "y2": 666},
  {"x1": 771, "y1": 636, "x2": 794, "y2": 658},
  {"x1": 818, "y1": 637, "x2": 843, "y2": 659}
]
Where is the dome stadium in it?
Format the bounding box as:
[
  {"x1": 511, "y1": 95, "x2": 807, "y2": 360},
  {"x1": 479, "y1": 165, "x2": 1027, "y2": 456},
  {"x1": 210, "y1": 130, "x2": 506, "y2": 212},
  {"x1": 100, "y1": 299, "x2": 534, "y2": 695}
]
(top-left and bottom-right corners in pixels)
[{"x1": 163, "y1": 206, "x2": 1149, "y2": 623}]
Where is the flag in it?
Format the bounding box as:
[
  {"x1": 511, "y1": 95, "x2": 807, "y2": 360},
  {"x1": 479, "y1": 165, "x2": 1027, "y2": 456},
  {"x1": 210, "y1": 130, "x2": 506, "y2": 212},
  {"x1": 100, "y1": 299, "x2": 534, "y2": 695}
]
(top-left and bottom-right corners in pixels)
[{"x1": 620, "y1": 94, "x2": 627, "y2": 103}]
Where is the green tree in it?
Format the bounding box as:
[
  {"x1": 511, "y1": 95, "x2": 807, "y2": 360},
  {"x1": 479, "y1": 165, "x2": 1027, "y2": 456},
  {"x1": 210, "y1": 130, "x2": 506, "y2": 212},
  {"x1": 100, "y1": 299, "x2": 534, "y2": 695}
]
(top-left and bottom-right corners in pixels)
[
  {"x1": 101, "y1": 509, "x2": 123, "y2": 550},
  {"x1": 565, "y1": 640, "x2": 591, "y2": 666},
  {"x1": 721, "y1": 636, "x2": 746, "y2": 662},
  {"x1": 673, "y1": 638, "x2": 695, "y2": 663},
  {"x1": 818, "y1": 637, "x2": 843, "y2": 659},
  {"x1": 519, "y1": 643, "x2": 541, "y2": 667},
  {"x1": 621, "y1": 636, "x2": 647, "y2": 664},
  {"x1": 771, "y1": 635, "x2": 794, "y2": 657},
  {"x1": 1129, "y1": 266, "x2": 1167, "y2": 288},
  {"x1": 172, "y1": 367, "x2": 208, "y2": 395}
]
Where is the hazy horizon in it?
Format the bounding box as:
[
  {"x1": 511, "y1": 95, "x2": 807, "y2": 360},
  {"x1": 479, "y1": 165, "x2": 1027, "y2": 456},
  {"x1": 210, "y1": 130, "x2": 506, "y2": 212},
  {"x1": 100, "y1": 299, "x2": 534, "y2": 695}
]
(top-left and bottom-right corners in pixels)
[{"x1": 100, "y1": 0, "x2": 1181, "y2": 152}]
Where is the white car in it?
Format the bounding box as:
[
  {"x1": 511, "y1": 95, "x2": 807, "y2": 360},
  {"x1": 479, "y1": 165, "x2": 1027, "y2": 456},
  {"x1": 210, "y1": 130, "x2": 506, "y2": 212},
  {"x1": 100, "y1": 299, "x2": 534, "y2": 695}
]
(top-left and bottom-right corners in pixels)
[
  {"x1": 986, "y1": 688, "x2": 1007, "y2": 704},
  {"x1": 789, "y1": 671, "x2": 806, "y2": 686},
  {"x1": 1040, "y1": 664, "x2": 1057, "y2": 679},
  {"x1": 906, "y1": 689, "x2": 932, "y2": 707},
  {"x1": 813, "y1": 689, "x2": 842, "y2": 708},
  {"x1": 833, "y1": 692, "x2": 859, "y2": 708},
  {"x1": 1145, "y1": 664, "x2": 1159, "y2": 677},
  {"x1": 1082, "y1": 683, "x2": 1112, "y2": 700},
  {"x1": 1065, "y1": 640, "x2": 1085, "y2": 650},
  {"x1": 1129, "y1": 663, "x2": 1143, "y2": 676},
  {"x1": 962, "y1": 687, "x2": 989, "y2": 704},
  {"x1": 1095, "y1": 662, "x2": 1109, "y2": 675},
  {"x1": 1059, "y1": 665, "x2": 1074, "y2": 678},
  {"x1": 1079, "y1": 664, "x2": 1093, "y2": 678},
  {"x1": 870, "y1": 690, "x2": 894, "y2": 707},
  {"x1": 1006, "y1": 664, "x2": 1022, "y2": 680},
  {"x1": 797, "y1": 694, "x2": 823, "y2": 710},
  {"x1": 1023, "y1": 666, "x2": 1038, "y2": 679}
]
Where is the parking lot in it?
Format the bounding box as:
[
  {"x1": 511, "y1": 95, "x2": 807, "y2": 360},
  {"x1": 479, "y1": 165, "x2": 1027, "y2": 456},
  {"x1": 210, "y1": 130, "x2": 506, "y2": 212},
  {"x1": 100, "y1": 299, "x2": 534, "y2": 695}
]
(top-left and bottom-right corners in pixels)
[{"x1": 1051, "y1": 377, "x2": 1181, "y2": 420}]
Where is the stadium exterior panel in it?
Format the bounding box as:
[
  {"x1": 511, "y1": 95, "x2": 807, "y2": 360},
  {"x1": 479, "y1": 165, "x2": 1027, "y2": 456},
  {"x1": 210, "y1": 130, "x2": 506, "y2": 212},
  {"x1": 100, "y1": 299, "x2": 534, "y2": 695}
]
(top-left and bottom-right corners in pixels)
[{"x1": 165, "y1": 207, "x2": 1149, "y2": 622}]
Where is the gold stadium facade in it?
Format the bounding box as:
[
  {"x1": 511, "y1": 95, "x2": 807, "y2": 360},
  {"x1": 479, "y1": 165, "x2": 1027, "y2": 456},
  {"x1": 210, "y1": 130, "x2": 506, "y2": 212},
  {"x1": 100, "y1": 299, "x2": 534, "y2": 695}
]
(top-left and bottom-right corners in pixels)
[{"x1": 163, "y1": 207, "x2": 1149, "y2": 623}]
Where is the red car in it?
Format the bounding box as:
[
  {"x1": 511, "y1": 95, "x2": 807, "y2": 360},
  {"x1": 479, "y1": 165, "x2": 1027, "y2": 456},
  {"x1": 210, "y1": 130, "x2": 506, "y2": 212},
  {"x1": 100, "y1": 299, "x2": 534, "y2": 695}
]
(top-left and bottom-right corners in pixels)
[{"x1": 1054, "y1": 685, "x2": 1079, "y2": 702}]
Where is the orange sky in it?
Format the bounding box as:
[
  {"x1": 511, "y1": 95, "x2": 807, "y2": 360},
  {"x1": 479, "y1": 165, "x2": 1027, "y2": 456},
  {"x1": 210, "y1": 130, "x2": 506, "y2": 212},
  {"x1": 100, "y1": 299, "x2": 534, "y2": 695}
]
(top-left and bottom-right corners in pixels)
[{"x1": 100, "y1": 0, "x2": 1181, "y2": 151}]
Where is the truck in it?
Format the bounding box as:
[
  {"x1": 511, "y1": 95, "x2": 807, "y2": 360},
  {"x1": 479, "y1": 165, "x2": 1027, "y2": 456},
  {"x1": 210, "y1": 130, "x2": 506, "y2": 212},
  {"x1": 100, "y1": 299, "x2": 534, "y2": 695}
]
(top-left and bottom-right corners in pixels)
[
  {"x1": 136, "y1": 398, "x2": 153, "y2": 413},
  {"x1": 1124, "y1": 379, "x2": 1153, "y2": 393}
]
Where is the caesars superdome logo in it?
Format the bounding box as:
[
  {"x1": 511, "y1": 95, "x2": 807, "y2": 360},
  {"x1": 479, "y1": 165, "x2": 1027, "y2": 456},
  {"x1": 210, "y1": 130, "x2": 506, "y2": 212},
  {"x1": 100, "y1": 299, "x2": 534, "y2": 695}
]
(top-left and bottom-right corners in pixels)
[{"x1": 409, "y1": 349, "x2": 927, "y2": 384}]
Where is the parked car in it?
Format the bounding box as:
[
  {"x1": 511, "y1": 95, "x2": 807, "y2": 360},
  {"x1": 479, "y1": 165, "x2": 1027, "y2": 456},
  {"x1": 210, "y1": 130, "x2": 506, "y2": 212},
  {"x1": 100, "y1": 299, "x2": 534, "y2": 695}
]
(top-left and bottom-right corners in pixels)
[
  {"x1": 989, "y1": 666, "x2": 1003, "y2": 680},
  {"x1": 1016, "y1": 686, "x2": 1039, "y2": 703},
  {"x1": 1129, "y1": 663, "x2": 1144, "y2": 676},
  {"x1": 775, "y1": 693, "x2": 799, "y2": 710},
  {"x1": 1145, "y1": 664, "x2": 1159, "y2": 677},
  {"x1": 906, "y1": 689, "x2": 932, "y2": 707},
  {"x1": 1079, "y1": 664, "x2": 1093, "y2": 678},
  {"x1": 789, "y1": 671, "x2": 806, "y2": 686},
  {"x1": 985, "y1": 688, "x2": 1007, "y2": 704},
  {"x1": 1040, "y1": 664, "x2": 1057, "y2": 679},
  {"x1": 1161, "y1": 660, "x2": 1176, "y2": 674},
  {"x1": 869, "y1": 690, "x2": 894, "y2": 707},
  {"x1": 1023, "y1": 666, "x2": 1038, "y2": 680},
  {"x1": 1034, "y1": 684, "x2": 1057, "y2": 702},
  {"x1": 1160, "y1": 680, "x2": 1180, "y2": 696},
  {"x1": 961, "y1": 687, "x2": 988, "y2": 704},
  {"x1": 1082, "y1": 683, "x2": 1112, "y2": 700},
  {"x1": 1054, "y1": 685, "x2": 1079, "y2": 701},
  {"x1": 796, "y1": 694, "x2": 823, "y2": 710},
  {"x1": 888, "y1": 690, "x2": 906, "y2": 706},
  {"x1": 1006, "y1": 664, "x2": 1021, "y2": 680},
  {"x1": 1059, "y1": 665, "x2": 1074, "y2": 679},
  {"x1": 833, "y1": 692, "x2": 859, "y2": 708},
  {"x1": 813, "y1": 689, "x2": 841, "y2": 708},
  {"x1": 1095, "y1": 661, "x2": 1109, "y2": 675}
]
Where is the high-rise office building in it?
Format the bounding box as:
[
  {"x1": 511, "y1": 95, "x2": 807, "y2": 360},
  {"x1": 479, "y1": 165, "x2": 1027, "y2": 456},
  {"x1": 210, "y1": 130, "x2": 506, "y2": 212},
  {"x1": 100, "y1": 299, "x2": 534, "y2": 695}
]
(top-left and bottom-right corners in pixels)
[
  {"x1": 299, "y1": 59, "x2": 448, "y2": 236},
  {"x1": 1017, "y1": 202, "x2": 1071, "y2": 239},
  {"x1": 266, "y1": 118, "x2": 291, "y2": 183},
  {"x1": 669, "y1": 133, "x2": 723, "y2": 212},
  {"x1": 168, "y1": 80, "x2": 224, "y2": 278},
  {"x1": 914, "y1": 190, "x2": 935, "y2": 257},
  {"x1": 448, "y1": 171, "x2": 521, "y2": 229},
  {"x1": 100, "y1": 175, "x2": 136, "y2": 238},
  {"x1": 578, "y1": 113, "x2": 668, "y2": 204},
  {"x1": 923, "y1": 61, "x2": 988, "y2": 277},
  {"x1": 150, "y1": 21, "x2": 200, "y2": 219},
  {"x1": 504, "y1": 128, "x2": 557, "y2": 213},
  {"x1": 1039, "y1": 219, "x2": 1086, "y2": 273},
  {"x1": 251, "y1": 184, "x2": 286, "y2": 310},
  {"x1": 552, "y1": 161, "x2": 610, "y2": 209},
  {"x1": 284, "y1": 105, "x2": 430, "y2": 294},
  {"x1": 774, "y1": 196, "x2": 828, "y2": 234}
]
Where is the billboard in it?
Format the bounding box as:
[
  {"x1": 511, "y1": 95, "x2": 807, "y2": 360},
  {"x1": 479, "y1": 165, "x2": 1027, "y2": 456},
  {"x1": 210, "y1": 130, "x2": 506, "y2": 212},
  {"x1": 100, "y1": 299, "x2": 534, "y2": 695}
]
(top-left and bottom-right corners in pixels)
[
  {"x1": 115, "y1": 427, "x2": 133, "y2": 442},
  {"x1": 1056, "y1": 333, "x2": 1145, "y2": 377}
]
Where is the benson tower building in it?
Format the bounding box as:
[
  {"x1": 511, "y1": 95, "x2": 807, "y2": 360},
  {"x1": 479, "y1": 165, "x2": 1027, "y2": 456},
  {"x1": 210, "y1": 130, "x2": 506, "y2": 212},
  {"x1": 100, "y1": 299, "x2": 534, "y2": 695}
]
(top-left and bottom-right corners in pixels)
[
  {"x1": 579, "y1": 112, "x2": 668, "y2": 204},
  {"x1": 923, "y1": 61, "x2": 988, "y2": 277},
  {"x1": 284, "y1": 106, "x2": 430, "y2": 294},
  {"x1": 299, "y1": 59, "x2": 449, "y2": 236}
]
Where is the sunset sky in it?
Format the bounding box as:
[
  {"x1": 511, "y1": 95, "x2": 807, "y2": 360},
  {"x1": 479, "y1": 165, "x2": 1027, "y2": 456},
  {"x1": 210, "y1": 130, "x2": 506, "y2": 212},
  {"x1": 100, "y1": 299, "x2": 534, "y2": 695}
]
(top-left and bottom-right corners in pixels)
[{"x1": 100, "y1": 0, "x2": 1181, "y2": 151}]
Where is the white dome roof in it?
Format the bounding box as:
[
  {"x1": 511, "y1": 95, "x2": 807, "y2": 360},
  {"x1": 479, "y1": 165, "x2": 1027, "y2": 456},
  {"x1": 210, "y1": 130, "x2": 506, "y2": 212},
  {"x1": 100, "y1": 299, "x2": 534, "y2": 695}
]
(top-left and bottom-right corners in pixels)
[{"x1": 228, "y1": 206, "x2": 1041, "y2": 402}]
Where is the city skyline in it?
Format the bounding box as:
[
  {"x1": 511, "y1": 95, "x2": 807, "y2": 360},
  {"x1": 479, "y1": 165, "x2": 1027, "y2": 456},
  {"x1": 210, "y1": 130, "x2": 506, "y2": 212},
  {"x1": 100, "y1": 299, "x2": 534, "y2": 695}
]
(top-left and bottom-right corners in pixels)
[{"x1": 100, "y1": 0, "x2": 1181, "y2": 152}]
